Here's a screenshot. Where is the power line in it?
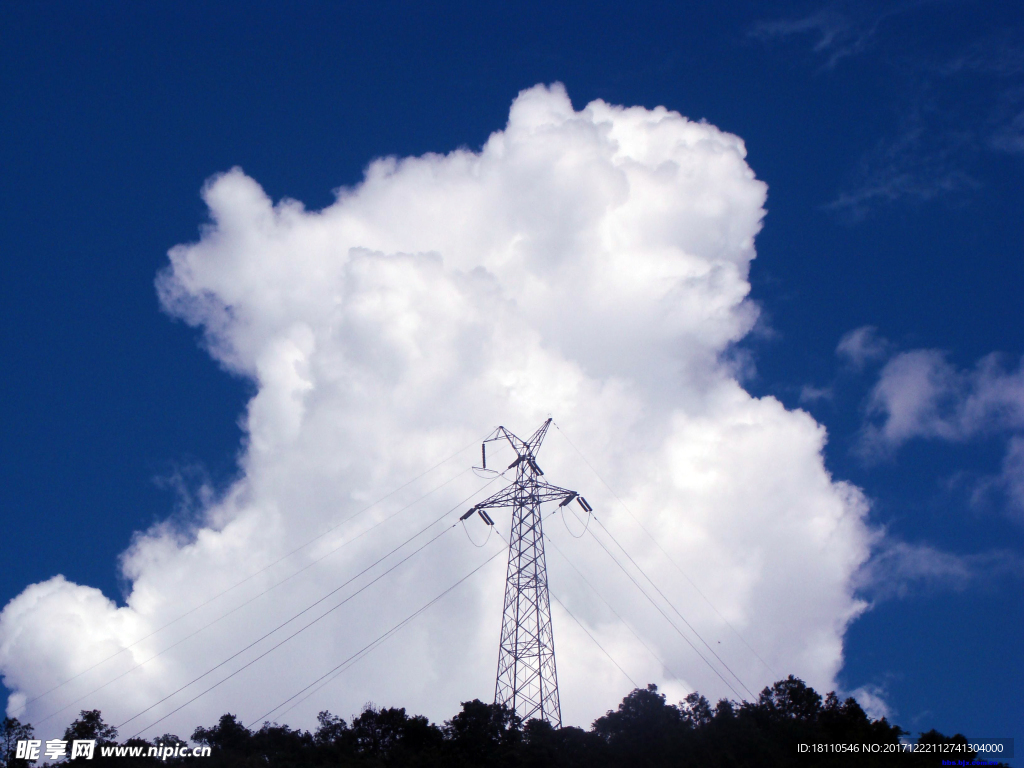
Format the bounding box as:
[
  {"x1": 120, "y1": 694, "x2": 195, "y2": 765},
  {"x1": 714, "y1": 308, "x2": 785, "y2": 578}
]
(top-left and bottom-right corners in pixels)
[
  {"x1": 557, "y1": 504, "x2": 591, "y2": 539},
  {"x1": 248, "y1": 544, "x2": 508, "y2": 727},
  {"x1": 121, "y1": 477, "x2": 511, "y2": 737},
  {"x1": 588, "y1": 515, "x2": 756, "y2": 699},
  {"x1": 489, "y1": 524, "x2": 641, "y2": 695},
  {"x1": 580, "y1": 514, "x2": 745, "y2": 700},
  {"x1": 552, "y1": 422, "x2": 776, "y2": 679},
  {"x1": 36, "y1": 465, "x2": 478, "y2": 727},
  {"x1": 122, "y1": 523, "x2": 455, "y2": 736},
  {"x1": 28, "y1": 435, "x2": 483, "y2": 710},
  {"x1": 543, "y1": 530, "x2": 690, "y2": 693},
  {"x1": 548, "y1": 590, "x2": 639, "y2": 691}
]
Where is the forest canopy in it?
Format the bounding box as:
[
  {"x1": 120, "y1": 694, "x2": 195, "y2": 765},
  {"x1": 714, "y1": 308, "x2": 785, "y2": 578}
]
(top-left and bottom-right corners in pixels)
[{"x1": 0, "y1": 676, "x2": 1002, "y2": 768}]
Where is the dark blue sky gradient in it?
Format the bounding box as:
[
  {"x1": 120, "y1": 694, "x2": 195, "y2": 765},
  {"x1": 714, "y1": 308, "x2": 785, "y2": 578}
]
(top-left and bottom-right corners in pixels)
[{"x1": 2, "y1": 0, "x2": 1021, "y2": 752}]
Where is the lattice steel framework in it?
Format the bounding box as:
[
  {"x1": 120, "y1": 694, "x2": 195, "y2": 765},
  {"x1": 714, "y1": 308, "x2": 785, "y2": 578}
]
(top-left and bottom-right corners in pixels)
[{"x1": 462, "y1": 418, "x2": 584, "y2": 727}]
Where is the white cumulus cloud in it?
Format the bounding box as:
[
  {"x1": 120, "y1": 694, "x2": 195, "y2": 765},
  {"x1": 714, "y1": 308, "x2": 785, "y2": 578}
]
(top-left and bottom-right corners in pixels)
[{"x1": 1, "y1": 84, "x2": 876, "y2": 741}]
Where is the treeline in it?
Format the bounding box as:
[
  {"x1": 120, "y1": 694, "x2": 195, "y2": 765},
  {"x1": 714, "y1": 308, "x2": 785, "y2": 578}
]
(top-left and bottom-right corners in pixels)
[{"x1": 1, "y1": 676, "x2": 1003, "y2": 767}]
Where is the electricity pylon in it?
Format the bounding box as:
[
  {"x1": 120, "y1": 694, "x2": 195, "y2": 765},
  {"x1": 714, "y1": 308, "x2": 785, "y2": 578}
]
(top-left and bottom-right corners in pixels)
[{"x1": 461, "y1": 418, "x2": 591, "y2": 727}]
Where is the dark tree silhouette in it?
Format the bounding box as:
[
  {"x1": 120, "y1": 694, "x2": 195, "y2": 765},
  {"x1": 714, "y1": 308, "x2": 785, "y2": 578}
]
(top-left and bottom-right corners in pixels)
[
  {"x1": 593, "y1": 683, "x2": 684, "y2": 765},
  {"x1": 4, "y1": 677, "x2": 1004, "y2": 768},
  {"x1": 349, "y1": 704, "x2": 441, "y2": 763},
  {"x1": 192, "y1": 714, "x2": 252, "y2": 755},
  {"x1": 64, "y1": 710, "x2": 119, "y2": 746},
  {"x1": 443, "y1": 699, "x2": 521, "y2": 765},
  {"x1": 0, "y1": 718, "x2": 34, "y2": 768}
]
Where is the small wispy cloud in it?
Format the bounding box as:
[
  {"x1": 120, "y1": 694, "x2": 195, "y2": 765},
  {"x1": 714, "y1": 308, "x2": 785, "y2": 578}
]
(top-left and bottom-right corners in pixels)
[
  {"x1": 825, "y1": 105, "x2": 980, "y2": 222},
  {"x1": 846, "y1": 682, "x2": 892, "y2": 721},
  {"x1": 999, "y1": 436, "x2": 1024, "y2": 523},
  {"x1": 754, "y1": 2, "x2": 1022, "y2": 218},
  {"x1": 855, "y1": 539, "x2": 1024, "y2": 602},
  {"x1": 987, "y1": 83, "x2": 1024, "y2": 155},
  {"x1": 749, "y1": 5, "x2": 872, "y2": 69},
  {"x1": 749, "y1": 0, "x2": 937, "y2": 70},
  {"x1": 990, "y1": 109, "x2": 1024, "y2": 155},
  {"x1": 836, "y1": 326, "x2": 891, "y2": 371},
  {"x1": 938, "y1": 35, "x2": 1024, "y2": 78},
  {"x1": 857, "y1": 347, "x2": 1024, "y2": 523},
  {"x1": 799, "y1": 385, "x2": 834, "y2": 405},
  {"x1": 861, "y1": 350, "x2": 1024, "y2": 454}
]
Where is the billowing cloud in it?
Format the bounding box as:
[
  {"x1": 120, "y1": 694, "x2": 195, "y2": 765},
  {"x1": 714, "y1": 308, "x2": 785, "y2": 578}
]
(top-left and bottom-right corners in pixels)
[{"x1": 1, "y1": 84, "x2": 876, "y2": 740}]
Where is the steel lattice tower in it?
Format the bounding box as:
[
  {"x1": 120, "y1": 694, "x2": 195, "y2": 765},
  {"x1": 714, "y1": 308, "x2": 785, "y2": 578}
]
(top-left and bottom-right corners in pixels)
[{"x1": 461, "y1": 418, "x2": 587, "y2": 727}]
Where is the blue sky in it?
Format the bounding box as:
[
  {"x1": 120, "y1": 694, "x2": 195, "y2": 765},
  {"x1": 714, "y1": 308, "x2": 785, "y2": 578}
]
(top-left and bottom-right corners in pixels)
[{"x1": 2, "y1": 0, "x2": 1021, "y2": 754}]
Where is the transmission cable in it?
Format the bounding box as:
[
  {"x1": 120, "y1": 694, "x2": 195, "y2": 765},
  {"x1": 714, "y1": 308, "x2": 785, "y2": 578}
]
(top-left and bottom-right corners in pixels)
[
  {"x1": 552, "y1": 421, "x2": 776, "y2": 678},
  {"x1": 577, "y1": 514, "x2": 745, "y2": 700},
  {"x1": 28, "y1": 435, "x2": 484, "y2": 710},
  {"x1": 490, "y1": 526, "x2": 640, "y2": 691},
  {"x1": 248, "y1": 543, "x2": 508, "y2": 727},
  {"x1": 121, "y1": 522, "x2": 453, "y2": 735},
  {"x1": 548, "y1": 590, "x2": 639, "y2": 690},
  {"x1": 461, "y1": 518, "x2": 493, "y2": 548},
  {"x1": 588, "y1": 513, "x2": 755, "y2": 699},
  {"x1": 558, "y1": 504, "x2": 591, "y2": 539},
  {"x1": 543, "y1": 529, "x2": 690, "y2": 692},
  {"x1": 36, "y1": 466, "x2": 477, "y2": 727},
  {"x1": 120, "y1": 476, "x2": 510, "y2": 737}
]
